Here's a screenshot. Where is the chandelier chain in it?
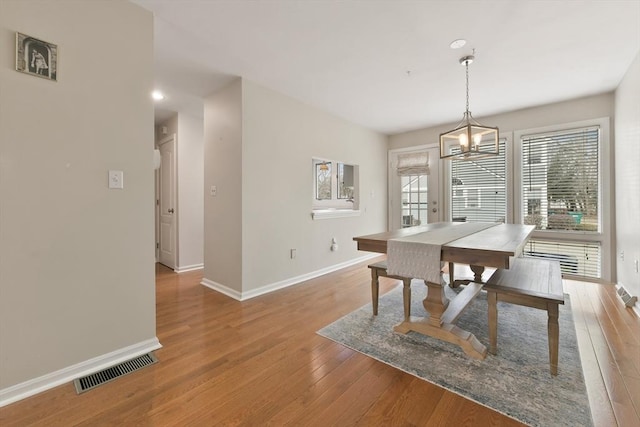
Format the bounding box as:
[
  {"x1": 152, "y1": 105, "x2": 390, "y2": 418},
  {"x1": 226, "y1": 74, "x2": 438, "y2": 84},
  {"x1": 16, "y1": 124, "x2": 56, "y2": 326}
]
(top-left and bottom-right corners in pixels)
[{"x1": 465, "y1": 61, "x2": 470, "y2": 114}]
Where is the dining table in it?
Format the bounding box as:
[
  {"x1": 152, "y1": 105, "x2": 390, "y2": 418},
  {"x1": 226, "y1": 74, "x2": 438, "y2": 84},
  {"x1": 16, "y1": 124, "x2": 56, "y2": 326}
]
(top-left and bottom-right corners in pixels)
[{"x1": 353, "y1": 221, "x2": 535, "y2": 359}]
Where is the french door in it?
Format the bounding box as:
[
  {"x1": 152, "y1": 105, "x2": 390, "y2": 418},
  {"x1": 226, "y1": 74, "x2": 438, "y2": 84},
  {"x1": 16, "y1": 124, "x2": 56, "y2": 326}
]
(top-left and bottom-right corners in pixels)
[{"x1": 389, "y1": 147, "x2": 441, "y2": 230}]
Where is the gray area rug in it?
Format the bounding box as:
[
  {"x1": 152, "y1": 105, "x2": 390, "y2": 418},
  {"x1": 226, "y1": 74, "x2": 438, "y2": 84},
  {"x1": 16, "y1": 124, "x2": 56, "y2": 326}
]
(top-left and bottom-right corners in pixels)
[{"x1": 317, "y1": 283, "x2": 592, "y2": 427}]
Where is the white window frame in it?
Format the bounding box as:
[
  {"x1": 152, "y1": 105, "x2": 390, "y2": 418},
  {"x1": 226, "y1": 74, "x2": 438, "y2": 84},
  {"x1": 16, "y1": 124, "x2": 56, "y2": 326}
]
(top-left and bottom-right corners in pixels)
[
  {"x1": 311, "y1": 158, "x2": 360, "y2": 219},
  {"x1": 388, "y1": 145, "x2": 442, "y2": 230},
  {"x1": 441, "y1": 120, "x2": 611, "y2": 281},
  {"x1": 513, "y1": 117, "x2": 612, "y2": 282}
]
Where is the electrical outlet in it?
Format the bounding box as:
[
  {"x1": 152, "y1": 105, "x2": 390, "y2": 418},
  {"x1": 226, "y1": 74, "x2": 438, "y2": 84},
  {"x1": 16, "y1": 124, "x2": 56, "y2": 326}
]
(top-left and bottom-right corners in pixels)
[
  {"x1": 210, "y1": 185, "x2": 217, "y2": 196},
  {"x1": 620, "y1": 251, "x2": 624, "y2": 261}
]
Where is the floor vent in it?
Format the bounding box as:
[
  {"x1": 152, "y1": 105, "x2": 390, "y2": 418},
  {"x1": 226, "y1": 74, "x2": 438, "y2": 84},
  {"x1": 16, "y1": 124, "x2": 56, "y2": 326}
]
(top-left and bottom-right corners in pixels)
[
  {"x1": 73, "y1": 353, "x2": 158, "y2": 394},
  {"x1": 616, "y1": 284, "x2": 638, "y2": 307}
]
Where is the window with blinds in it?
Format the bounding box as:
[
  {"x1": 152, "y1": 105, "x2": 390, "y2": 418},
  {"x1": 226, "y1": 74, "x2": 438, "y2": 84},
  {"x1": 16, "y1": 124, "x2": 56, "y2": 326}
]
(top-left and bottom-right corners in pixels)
[
  {"x1": 450, "y1": 138, "x2": 507, "y2": 223},
  {"x1": 521, "y1": 126, "x2": 599, "y2": 232},
  {"x1": 524, "y1": 239, "x2": 601, "y2": 278},
  {"x1": 520, "y1": 126, "x2": 602, "y2": 279}
]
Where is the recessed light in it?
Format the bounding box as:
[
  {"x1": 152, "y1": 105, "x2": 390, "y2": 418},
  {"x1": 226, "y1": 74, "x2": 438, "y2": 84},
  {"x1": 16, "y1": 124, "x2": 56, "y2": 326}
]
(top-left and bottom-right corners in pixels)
[
  {"x1": 152, "y1": 90, "x2": 165, "y2": 101},
  {"x1": 450, "y1": 39, "x2": 467, "y2": 49}
]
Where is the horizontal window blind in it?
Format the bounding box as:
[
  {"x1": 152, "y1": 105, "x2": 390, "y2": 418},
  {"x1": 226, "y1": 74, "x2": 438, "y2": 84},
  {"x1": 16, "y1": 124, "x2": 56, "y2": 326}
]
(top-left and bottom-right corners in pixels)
[
  {"x1": 450, "y1": 138, "x2": 506, "y2": 223},
  {"x1": 524, "y1": 239, "x2": 601, "y2": 278},
  {"x1": 521, "y1": 127, "x2": 599, "y2": 232},
  {"x1": 520, "y1": 125, "x2": 602, "y2": 280}
]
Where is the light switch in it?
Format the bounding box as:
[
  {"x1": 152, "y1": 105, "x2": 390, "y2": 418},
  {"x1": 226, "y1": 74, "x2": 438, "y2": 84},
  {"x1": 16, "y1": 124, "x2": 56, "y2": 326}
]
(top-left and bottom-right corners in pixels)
[{"x1": 109, "y1": 170, "x2": 124, "y2": 189}]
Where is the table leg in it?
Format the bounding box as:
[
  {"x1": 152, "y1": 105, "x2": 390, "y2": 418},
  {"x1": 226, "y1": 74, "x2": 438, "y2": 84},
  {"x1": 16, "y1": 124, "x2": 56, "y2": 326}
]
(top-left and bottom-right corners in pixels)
[
  {"x1": 448, "y1": 262, "x2": 459, "y2": 288},
  {"x1": 470, "y1": 265, "x2": 485, "y2": 283},
  {"x1": 422, "y1": 281, "x2": 449, "y2": 327},
  {"x1": 394, "y1": 280, "x2": 487, "y2": 360}
]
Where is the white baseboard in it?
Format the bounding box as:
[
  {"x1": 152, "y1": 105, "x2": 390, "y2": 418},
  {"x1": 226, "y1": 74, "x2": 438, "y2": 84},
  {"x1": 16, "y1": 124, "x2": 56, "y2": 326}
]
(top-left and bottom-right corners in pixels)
[
  {"x1": 201, "y1": 253, "x2": 379, "y2": 301},
  {"x1": 175, "y1": 263, "x2": 204, "y2": 273},
  {"x1": 201, "y1": 278, "x2": 243, "y2": 300},
  {"x1": 0, "y1": 337, "x2": 162, "y2": 408}
]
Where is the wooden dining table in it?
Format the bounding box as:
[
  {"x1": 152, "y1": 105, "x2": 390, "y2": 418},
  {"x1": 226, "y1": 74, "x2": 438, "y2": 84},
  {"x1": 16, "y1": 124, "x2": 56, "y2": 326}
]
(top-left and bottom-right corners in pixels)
[{"x1": 353, "y1": 222, "x2": 535, "y2": 359}]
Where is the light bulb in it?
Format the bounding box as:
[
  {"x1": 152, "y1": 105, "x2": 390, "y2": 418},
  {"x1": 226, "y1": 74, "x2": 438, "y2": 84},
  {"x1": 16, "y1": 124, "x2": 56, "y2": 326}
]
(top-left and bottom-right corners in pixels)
[
  {"x1": 459, "y1": 133, "x2": 468, "y2": 148},
  {"x1": 473, "y1": 134, "x2": 482, "y2": 149}
]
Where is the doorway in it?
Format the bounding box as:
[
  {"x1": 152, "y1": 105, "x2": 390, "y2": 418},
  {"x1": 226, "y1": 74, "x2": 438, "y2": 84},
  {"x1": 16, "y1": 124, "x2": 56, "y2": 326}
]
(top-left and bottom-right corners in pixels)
[
  {"x1": 389, "y1": 146, "x2": 441, "y2": 230},
  {"x1": 157, "y1": 134, "x2": 177, "y2": 269}
]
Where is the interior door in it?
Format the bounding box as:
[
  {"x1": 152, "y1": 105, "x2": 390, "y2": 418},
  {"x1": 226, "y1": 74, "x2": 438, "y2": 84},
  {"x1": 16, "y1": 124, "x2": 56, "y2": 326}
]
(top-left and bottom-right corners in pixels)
[
  {"x1": 389, "y1": 146, "x2": 441, "y2": 230},
  {"x1": 158, "y1": 134, "x2": 176, "y2": 269}
]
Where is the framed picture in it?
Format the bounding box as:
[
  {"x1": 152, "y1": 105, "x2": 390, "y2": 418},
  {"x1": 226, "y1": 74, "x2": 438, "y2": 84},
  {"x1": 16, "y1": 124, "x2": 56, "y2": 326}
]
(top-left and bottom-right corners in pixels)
[{"x1": 15, "y1": 32, "x2": 57, "y2": 81}]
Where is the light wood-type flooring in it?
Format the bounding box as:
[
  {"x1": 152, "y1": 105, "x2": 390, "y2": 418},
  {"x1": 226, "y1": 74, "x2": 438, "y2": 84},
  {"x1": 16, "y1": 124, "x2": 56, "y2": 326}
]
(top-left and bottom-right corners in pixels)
[{"x1": 1, "y1": 259, "x2": 638, "y2": 426}]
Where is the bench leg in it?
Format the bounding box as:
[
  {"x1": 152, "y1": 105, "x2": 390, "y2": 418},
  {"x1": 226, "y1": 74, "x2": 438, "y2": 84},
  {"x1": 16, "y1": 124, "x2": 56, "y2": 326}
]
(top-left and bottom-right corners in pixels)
[
  {"x1": 402, "y1": 278, "x2": 411, "y2": 322},
  {"x1": 548, "y1": 303, "x2": 560, "y2": 376},
  {"x1": 370, "y1": 268, "x2": 380, "y2": 315},
  {"x1": 488, "y1": 291, "x2": 498, "y2": 355}
]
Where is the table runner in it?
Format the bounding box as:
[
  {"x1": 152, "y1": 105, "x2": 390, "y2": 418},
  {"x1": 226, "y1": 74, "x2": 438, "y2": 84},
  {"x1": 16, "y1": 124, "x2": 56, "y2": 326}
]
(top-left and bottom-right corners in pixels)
[{"x1": 387, "y1": 222, "x2": 498, "y2": 283}]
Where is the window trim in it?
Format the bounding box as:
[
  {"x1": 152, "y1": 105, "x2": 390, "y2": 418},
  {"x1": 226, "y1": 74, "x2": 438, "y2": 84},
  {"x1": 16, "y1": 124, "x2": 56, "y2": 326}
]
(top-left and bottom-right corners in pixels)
[
  {"x1": 441, "y1": 119, "x2": 612, "y2": 282},
  {"x1": 388, "y1": 145, "x2": 442, "y2": 230},
  {"x1": 311, "y1": 209, "x2": 361, "y2": 220},
  {"x1": 311, "y1": 158, "x2": 359, "y2": 216},
  {"x1": 513, "y1": 117, "x2": 612, "y2": 282}
]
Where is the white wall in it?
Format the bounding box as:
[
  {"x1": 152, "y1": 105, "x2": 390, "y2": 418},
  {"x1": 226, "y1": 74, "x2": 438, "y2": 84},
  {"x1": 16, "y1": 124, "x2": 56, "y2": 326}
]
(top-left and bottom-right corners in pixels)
[
  {"x1": 203, "y1": 79, "x2": 243, "y2": 293},
  {"x1": 203, "y1": 78, "x2": 387, "y2": 298},
  {"x1": 390, "y1": 93, "x2": 614, "y2": 150},
  {"x1": 0, "y1": 0, "x2": 156, "y2": 396},
  {"x1": 241, "y1": 80, "x2": 387, "y2": 293},
  {"x1": 156, "y1": 113, "x2": 204, "y2": 272},
  {"x1": 614, "y1": 52, "x2": 640, "y2": 304},
  {"x1": 177, "y1": 113, "x2": 204, "y2": 271}
]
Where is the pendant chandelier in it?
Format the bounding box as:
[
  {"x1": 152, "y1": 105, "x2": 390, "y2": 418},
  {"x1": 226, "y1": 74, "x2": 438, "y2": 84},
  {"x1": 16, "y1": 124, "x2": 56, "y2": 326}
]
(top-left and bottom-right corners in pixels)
[{"x1": 439, "y1": 54, "x2": 499, "y2": 160}]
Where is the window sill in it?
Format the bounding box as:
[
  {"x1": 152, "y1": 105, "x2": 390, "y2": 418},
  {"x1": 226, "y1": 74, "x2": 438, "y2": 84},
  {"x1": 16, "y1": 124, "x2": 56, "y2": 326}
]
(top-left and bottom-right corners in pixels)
[{"x1": 311, "y1": 209, "x2": 361, "y2": 220}]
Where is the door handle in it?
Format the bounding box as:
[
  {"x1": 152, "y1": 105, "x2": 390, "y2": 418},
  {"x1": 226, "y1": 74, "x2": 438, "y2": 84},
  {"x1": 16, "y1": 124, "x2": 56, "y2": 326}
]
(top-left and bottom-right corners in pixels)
[{"x1": 168, "y1": 208, "x2": 174, "y2": 213}]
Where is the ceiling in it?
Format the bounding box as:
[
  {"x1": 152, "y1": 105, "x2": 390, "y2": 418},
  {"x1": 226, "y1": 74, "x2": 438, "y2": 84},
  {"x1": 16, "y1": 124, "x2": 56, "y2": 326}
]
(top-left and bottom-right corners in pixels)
[{"x1": 132, "y1": 0, "x2": 640, "y2": 135}]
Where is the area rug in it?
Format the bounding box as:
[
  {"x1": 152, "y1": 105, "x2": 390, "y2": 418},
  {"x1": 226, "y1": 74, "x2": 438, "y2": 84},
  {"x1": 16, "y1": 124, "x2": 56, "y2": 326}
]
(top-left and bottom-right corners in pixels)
[{"x1": 317, "y1": 283, "x2": 592, "y2": 427}]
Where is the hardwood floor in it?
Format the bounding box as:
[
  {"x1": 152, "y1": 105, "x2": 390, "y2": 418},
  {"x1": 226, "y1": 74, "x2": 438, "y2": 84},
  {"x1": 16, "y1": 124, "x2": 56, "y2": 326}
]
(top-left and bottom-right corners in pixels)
[{"x1": 1, "y1": 260, "x2": 638, "y2": 426}]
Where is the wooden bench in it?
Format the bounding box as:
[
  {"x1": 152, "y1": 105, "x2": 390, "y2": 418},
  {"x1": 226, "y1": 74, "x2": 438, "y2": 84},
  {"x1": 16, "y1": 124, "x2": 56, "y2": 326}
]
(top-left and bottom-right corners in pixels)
[
  {"x1": 368, "y1": 260, "x2": 412, "y2": 321},
  {"x1": 484, "y1": 257, "x2": 564, "y2": 375}
]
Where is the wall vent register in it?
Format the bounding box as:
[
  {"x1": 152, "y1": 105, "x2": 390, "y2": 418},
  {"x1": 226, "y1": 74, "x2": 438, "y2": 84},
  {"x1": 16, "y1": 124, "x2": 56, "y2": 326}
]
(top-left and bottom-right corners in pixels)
[{"x1": 73, "y1": 353, "x2": 158, "y2": 394}]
